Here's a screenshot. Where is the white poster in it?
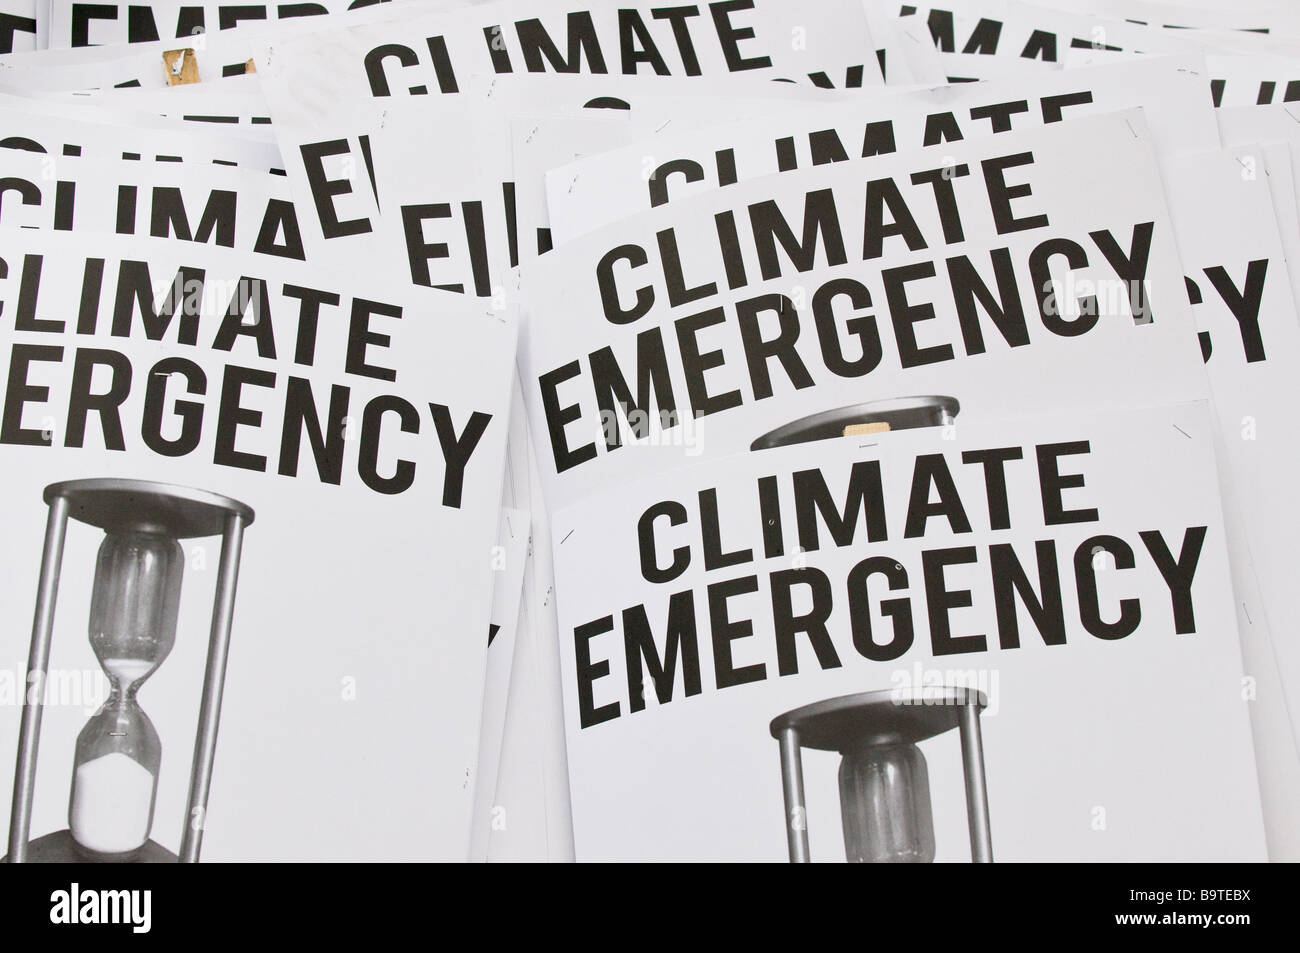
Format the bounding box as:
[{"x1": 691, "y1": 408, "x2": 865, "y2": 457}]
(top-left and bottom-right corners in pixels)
[
  {"x1": 1029, "y1": 0, "x2": 1300, "y2": 33},
  {"x1": 0, "y1": 150, "x2": 417, "y2": 284},
  {"x1": 549, "y1": 401, "x2": 1266, "y2": 860},
  {"x1": 546, "y1": 54, "x2": 1218, "y2": 245},
  {"x1": 0, "y1": 151, "x2": 297, "y2": 252},
  {"x1": 367, "y1": 74, "x2": 853, "y2": 297},
  {"x1": 48, "y1": 77, "x2": 275, "y2": 133},
  {"x1": 470, "y1": 503, "x2": 529, "y2": 861},
  {"x1": 0, "y1": 96, "x2": 282, "y2": 170},
  {"x1": 518, "y1": 111, "x2": 1208, "y2": 511},
  {"x1": 1204, "y1": 53, "x2": 1300, "y2": 109},
  {"x1": 0, "y1": 228, "x2": 517, "y2": 860},
  {"x1": 254, "y1": 0, "x2": 882, "y2": 261},
  {"x1": 487, "y1": 592, "x2": 561, "y2": 860},
  {"x1": 1216, "y1": 111, "x2": 1300, "y2": 306},
  {"x1": 1162, "y1": 148, "x2": 1300, "y2": 744},
  {"x1": 488, "y1": 384, "x2": 575, "y2": 861},
  {"x1": 894, "y1": 0, "x2": 1186, "y2": 80},
  {"x1": 44, "y1": 0, "x2": 398, "y2": 48},
  {"x1": 0, "y1": 0, "x2": 445, "y2": 89}
]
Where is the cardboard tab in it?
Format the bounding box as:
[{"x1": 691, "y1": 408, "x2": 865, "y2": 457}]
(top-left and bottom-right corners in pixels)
[
  {"x1": 162, "y1": 48, "x2": 199, "y2": 86},
  {"x1": 843, "y1": 422, "x2": 891, "y2": 436}
]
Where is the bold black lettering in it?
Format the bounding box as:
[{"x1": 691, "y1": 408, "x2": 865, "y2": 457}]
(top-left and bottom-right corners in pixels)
[
  {"x1": 948, "y1": 248, "x2": 1029, "y2": 354},
  {"x1": 884, "y1": 261, "x2": 954, "y2": 368},
  {"x1": 346, "y1": 298, "x2": 400, "y2": 381},
  {"x1": 590, "y1": 327, "x2": 676, "y2": 449},
  {"x1": 1090, "y1": 223, "x2": 1154, "y2": 324},
  {"x1": 211, "y1": 278, "x2": 275, "y2": 358},
  {"x1": 624, "y1": 592, "x2": 702, "y2": 710},
  {"x1": 358, "y1": 394, "x2": 418, "y2": 494},
  {"x1": 709, "y1": 575, "x2": 764, "y2": 688},
  {"x1": 863, "y1": 178, "x2": 926, "y2": 259},
  {"x1": 983, "y1": 153, "x2": 1049, "y2": 234},
  {"x1": 749, "y1": 188, "x2": 847, "y2": 279},
  {"x1": 710, "y1": 0, "x2": 770, "y2": 71},
  {"x1": 430, "y1": 403, "x2": 491, "y2": 508},
  {"x1": 812, "y1": 278, "x2": 882, "y2": 377},
  {"x1": 990, "y1": 540, "x2": 1066, "y2": 648},
  {"x1": 142, "y1": 357, "x2": 205, "y2": 457},
  {"x1": 923, "y1": 547, "x2": 985, "y2": 655},
  {"x1": 736, "y1": 293, "x2": 813, "y2": 400},
  {"x1": 847, "y1": 556, "x2": 914, "y2": 661},
  {"x1": 1139, "y1": 527, "x2": 1207, "y2": 635},
  {"x1": 1204, "y1": 259, "x2": 1268, "y2": 361},
  {"x1": 905, "y1": 454, "x2": 972, "y2": 537},
  {"x1": 213, "y1": 364, "x2": 275, "y2": 472},
  {"x1": 1075, "y1": 536, "x2": 1140, "y2": 640},
  {"x1": 596, "y1": 244, "x2": 653, "y2": 323},
  {"x1": 300, "y1": 140, "x2": 370, "y2": 238},
  {"x1": 1030, "y1": 238, "x2": 1097, "y2": 336},
  {"x1": 111, "y1": 261, "x2": 204, "y2": 344},
  {"x1": 575, "y1": 615, "x2": 620, "y2": 727},
  {"x1": 539, "y1": 361, "x2": 597, "y2": 473},
  {"x1": 675, "y1": 307, "x2": 742, "y2": 417},
  {"x1": 793, "y1": 462, "x2": 887, "y2": 551},
  {"x1": 516, "y1": 12, "x2": 607, "y2": 73},
  {"x1": 638, "y1": 500, "x2": 689, "y2": 583},
  {"x1": 1038, "y1": 441, "x2": 1098, "y2": 525},
  {"x1": 1, "y1": 344, "x2": 61, "y2": 446},
  {"x1": 278, "y1": 377, "x2": 349, "y2": 484},
  {"x1": 960, "y1": 446, "x2": 1022, "y2": 530},
  {"x1": 771, "y1": 568, "x2": 841, "y2": 676},
  {"x1": 64, "y1": 348, "x2": 130, "y2": 450}
]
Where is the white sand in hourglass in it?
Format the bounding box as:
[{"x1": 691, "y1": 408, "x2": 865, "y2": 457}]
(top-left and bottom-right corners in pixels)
[
  {"x1": 70, "y1": 752, "x2": 155, "y2": 854},
  {"x1": 101, "y1": 658, "x2": 156, "y2": 687}
]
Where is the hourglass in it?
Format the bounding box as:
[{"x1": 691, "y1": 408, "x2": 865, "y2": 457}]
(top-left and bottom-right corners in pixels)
[
  {"x1": 770, "y1": 687, "x2": 992, "y2": 863},
  {"x1": 750, "y1": 396, "x2": 959, "y2": 450},
  {"x1": 5, "y1": 478, "x2": 253, "y2": 863}
]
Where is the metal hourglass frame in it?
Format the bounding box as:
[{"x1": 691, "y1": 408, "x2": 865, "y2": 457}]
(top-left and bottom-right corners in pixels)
[
  {"x1": 770, "y1": 687, "x2": 993, "y2": 863},
  {"x1": 6, "y1": 478, "x2": 254, "y2": 864}
]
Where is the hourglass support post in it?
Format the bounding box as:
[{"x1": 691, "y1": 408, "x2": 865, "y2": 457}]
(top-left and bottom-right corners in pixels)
[
  {"x1": 8, "y1": 496, "x2": 71, "y2": 864},
  {"x1": 957, "y1": 701, "x2": 993, "y2": 863},
  {"x1": 178, "y1": 512, "x2": 246, "y2": 863},
  {"x1": 777, "y1": 727, "x2": 810, "y2": 863}
]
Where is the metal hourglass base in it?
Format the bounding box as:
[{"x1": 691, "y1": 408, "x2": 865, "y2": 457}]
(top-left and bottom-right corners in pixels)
[{"x1": 3, "y1": 829, "x2": 179, "y2": 863}]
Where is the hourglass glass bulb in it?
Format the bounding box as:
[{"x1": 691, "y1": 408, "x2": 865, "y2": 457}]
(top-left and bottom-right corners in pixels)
[
  {"x1": 69, "y1": 706, "x2": 162, "y2": 858},
  {"x1": 87, "y1": 529, "x2": 184, "y2": 687},
  {"x1": 69, "y1": 528, "x2": 183, "y2": 859},
  {"x1": 838, "y1": 742, "x2": 936, "y2": 863}
]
